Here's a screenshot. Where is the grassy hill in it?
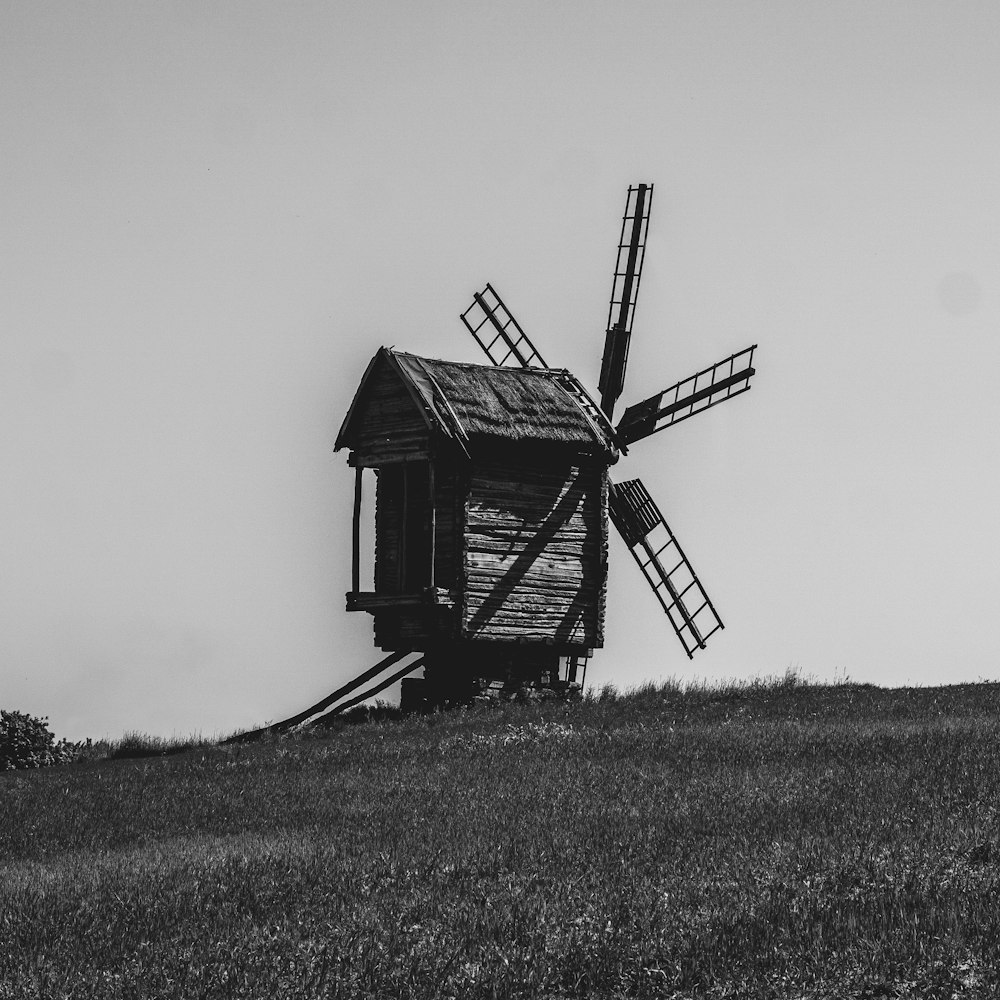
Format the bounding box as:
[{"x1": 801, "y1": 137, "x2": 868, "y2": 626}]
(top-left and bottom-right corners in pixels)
[{"x1": 3, "y1": 677, "x2": 1000, "y2": 998}]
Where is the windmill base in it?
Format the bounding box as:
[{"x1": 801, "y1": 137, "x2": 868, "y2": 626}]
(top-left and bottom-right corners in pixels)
[{"x1": 399, "y1": 646, "x2": 588, "y2": 712}]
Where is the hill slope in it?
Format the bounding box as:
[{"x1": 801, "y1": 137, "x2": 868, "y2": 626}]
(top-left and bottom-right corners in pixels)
[{"x1": 3, "y1": 679, "x2": 1000, "y2": 998}]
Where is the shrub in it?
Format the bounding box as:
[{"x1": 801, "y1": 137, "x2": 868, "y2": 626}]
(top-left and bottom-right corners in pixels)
[{"x1": 0, "y1": 709, "x2": 79, "y2": 770}]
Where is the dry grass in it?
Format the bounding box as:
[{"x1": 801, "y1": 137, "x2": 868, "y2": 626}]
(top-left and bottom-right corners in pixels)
[{"x1": 3, "y1": 677, "x2": 999, "y2": 998}]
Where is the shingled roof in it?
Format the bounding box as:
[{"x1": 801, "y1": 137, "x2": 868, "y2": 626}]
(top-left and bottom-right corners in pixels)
[{"x1": 336, "y1": 348, "x2": 619, "y2": 458}]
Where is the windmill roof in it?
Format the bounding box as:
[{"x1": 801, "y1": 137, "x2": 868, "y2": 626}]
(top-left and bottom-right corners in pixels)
[{"x1": 335, "y1": 348, "x2": 620, "y2": 459}]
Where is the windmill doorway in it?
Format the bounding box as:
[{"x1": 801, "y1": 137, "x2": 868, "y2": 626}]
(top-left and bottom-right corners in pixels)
[{"x1": 376, "y1": 462, "x2": 432, "y2": 595}]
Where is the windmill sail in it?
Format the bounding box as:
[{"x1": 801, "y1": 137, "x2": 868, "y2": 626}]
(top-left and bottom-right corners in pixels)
[
  {"x1": 616, "y1": 345, "x2": 756, "y2": 445},
  {"x1": 459, "y1": 286, "x2": 621, "y2": 448},
  {"x1": 460, "y1": 284, "x2": 548, "y2": 368},
  {"x1": 452, "y1": 184, "x2": 751, "y2": 667},
  {"x1": 598, "y1": 183, "x2": 653, "y2": 419},
  {"x1": 609, "y1": 477, "x2": 723, "y2": 658}
]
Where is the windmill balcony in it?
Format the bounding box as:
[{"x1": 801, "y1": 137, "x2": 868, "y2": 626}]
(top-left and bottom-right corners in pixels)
[{"x1": 345, "y1": 587, "x2": 457, "y2": 613}]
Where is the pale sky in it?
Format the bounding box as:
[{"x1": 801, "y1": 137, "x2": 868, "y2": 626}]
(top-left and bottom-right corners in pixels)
[{"x1": 3, "y1": 2, "x2": 999, "y2": 741}]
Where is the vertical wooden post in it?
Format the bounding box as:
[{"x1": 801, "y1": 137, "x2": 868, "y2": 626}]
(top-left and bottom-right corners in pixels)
[
  {"x1": 428, "y1": 461, "x2": 436, "y2": 590},
  {"x1": 400, "y1": 463, "x2": 408, "y2": 591},
  {"x1": 352, "y1": 465, "x2": 362, "y2": 594}
]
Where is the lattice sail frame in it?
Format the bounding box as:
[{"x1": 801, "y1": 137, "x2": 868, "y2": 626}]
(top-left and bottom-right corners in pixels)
[
  {"x1": 598, "y1": 183, "x2": 653, "y2": 418},
  {"x1": 460, "y1": 284, "x2": 548, "y2": 368},
  {"x1": 617, "y1": 345, "x2": 757, "y2": 445},
  {"x1": 609, "y1": 478, "x2": 724, "y2": 658}
]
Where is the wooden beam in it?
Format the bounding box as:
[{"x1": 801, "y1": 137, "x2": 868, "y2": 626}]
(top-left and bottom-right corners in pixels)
[
  {"x1": 428, "y1": 461, "x2": 436, "y2": 590},
  {"x1": 399, "y1": 463, "x2": 408, "y2": 591},
  {"x1": 352, "y1": 465, "x2": 362, "y2": 594},
  {"x1": 347, "y1": 589, "x2": 456, "y2": 612}
]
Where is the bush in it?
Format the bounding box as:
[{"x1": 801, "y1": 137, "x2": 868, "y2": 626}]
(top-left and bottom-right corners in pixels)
[{"x1": 0, "y1": 709, "x2": 79, "y2": 770}]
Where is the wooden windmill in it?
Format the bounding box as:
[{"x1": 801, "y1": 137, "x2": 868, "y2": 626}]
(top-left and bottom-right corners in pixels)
[{"x1": 335, "y1": 184, "x2": 756, "y2": 708}]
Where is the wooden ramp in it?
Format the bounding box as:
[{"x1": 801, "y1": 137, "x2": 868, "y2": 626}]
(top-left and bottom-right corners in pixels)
[{"x1": 225, "y1": 651, "x2": 424, "y2": 743}]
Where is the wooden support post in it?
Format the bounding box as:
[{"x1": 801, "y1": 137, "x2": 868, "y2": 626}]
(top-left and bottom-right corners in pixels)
[
  {"x1": 352, "y1": 465, "x2": 362, "y2": 594},
  {"x1": 400, "y1": 463, "x2": 408, "y2": 590},
  {"x1": 428, "y1": 461, "x2": 436, "y2": 590}
]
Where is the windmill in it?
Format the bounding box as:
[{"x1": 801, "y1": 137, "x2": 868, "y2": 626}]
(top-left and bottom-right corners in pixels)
[
  {"x1": 458, "y1": 183, "x2": 756, "y2": 671},
  {"x1": 331, "y1": 183, "x2": 757, "y2": 710}
]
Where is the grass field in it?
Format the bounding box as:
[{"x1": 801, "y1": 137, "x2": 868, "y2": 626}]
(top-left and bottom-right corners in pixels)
[{"x1": 3, "y1": 676, "x2": 1000, "y2": 998}]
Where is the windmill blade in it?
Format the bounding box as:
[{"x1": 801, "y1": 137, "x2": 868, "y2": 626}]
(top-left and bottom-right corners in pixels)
[
  {"x1": 616, "y1": 345, "x2": 756, "y2": 446},
  {"x1": 460, "y1": 283, "x2": 548, "y2": 368},
  {"x1": 609, "y1": 477, "x2": 723, "y2": 658},
  {"x1": 598, "y1": 183, "x2": 653, "y2": 420}
]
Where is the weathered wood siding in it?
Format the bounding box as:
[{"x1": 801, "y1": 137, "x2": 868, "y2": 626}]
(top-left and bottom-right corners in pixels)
[
  {"x1": 349, "y1": 362, "x2": 430, "y2": 466},
  {"x1": 373, "y1": 606, "x2": 457, "y2": 649},
  {"x1": 461, "y1": 453, "x2": 607, "y2": 647},
  {"x1": 371, "y1": 460, "x2": 462, "y2": 650},
  {"x1": 432, "y1": 463, "x2": 460, "y2": 591},
  {"x1": 374, "y1": 466, "x2": 403, "y2": 595},
  {"x1": 375, "y1": 462, "x2": 460, "y2": 595}
]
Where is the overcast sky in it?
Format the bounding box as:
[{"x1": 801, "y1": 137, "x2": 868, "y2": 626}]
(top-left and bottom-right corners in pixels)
[{"x1": 3, "y1": 2, "x2": 999, "y2": 741}]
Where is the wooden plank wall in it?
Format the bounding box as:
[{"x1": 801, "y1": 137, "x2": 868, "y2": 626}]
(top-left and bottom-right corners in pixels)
[
  {"x1": 433, "y1": 463, "x2": 459, "y2": 590},
  {"x1": 371, "y1": 461, "x2": 462, "y2": 650},
  {"x1": 350, "y1": 362, "x2": 430, "y2": 466},
  {"x1": 374, "y1": 608, "x2": 456, "y2": 649},
  {"x1": 374, "y1": 467, "x2": 402, "y2": 595},
  {"x1": 462, "y1": 454, "x2": 606, "y2": 647},
  {"x1": 375, "y1": 463, "x2": 460, "y2": 593}
]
